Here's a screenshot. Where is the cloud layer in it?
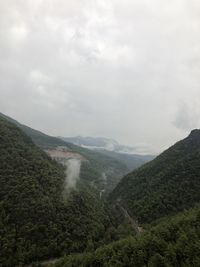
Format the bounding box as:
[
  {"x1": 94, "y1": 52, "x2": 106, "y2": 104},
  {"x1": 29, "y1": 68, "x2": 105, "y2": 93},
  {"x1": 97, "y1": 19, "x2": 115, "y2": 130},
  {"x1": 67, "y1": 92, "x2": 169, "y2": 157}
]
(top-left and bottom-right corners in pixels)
[{"x1": 0, "y1": 0, "x2": 200, "y2": 153}]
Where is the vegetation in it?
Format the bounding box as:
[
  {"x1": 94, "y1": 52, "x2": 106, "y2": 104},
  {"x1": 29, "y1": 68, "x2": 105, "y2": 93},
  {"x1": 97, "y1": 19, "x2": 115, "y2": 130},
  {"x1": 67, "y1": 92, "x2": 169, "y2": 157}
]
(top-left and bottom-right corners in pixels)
[
  {"x1": 0, "y1": 113, "x2": 129, "y2": 192},
  {"x1": 95, "y1": 149, "x2": 155, "y2": 171},
  {"x1": 1, "y1": 113, "x2": 200, "y2": 266},
  {"x1": 55, "y1": 205, "x2": 200, "y2": 267},
  {"x1": 61, "y1": 136, "x2": 154, "y2": 171},
  {"x1": 110, "y1": 130, "x2": 200, "y2": 223},
  {"x1": 0, "y1": 118, "x2": 119, "y2": 266},
  {"x1": 70, "y1": 145, "x2": 128, "y2": 193}
]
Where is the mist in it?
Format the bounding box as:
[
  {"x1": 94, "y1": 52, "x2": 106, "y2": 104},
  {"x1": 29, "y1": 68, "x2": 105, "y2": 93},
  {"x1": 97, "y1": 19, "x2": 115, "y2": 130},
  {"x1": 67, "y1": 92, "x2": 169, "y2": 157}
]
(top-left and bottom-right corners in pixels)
[{"x1": 65, "y1": 159, "x2": 81, "y2": 190}]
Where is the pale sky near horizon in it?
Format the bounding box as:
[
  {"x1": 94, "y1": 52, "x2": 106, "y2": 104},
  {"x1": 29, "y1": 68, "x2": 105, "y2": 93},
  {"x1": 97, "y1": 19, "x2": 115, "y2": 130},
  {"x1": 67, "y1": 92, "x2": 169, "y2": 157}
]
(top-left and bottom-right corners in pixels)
[{"x1": 0, "y1": 0, "x2": 200, "y2": 154}]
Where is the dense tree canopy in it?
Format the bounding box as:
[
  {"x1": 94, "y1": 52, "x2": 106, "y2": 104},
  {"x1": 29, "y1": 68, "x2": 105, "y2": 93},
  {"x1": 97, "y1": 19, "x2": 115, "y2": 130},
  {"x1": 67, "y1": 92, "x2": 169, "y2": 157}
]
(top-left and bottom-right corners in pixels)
[
  {"x1": 0, "y1": 112, "x2": 129, "y2": 193},
  {"x1": 1, "y1": 115, "x2": 200, "y2": 267},
  {"x1": 0, "y1": 118, "x2": 118, "y2": 266},
  {"x1": 110, "y1": 130, "x2": 200, "y2": 223},
  {"x1": 55, "y1": 205, "x2": 200, "y2": 267}
]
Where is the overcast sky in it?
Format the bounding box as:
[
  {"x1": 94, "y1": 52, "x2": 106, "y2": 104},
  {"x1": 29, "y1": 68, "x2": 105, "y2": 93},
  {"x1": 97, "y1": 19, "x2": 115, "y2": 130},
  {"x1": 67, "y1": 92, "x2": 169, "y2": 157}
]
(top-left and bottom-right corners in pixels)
[{"x1": 0, "y1": 0, "x2": 200, "y2": 154}]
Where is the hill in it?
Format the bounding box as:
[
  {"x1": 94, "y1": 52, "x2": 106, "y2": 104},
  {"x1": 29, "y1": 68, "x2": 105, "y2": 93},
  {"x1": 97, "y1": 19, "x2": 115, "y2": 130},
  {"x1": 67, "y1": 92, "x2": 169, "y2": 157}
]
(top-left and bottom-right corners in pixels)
[
  {"x1": 0, "y1": 113, "x2": 128, "y2": 193},
  {"x1": 61, "y1": 136, "x2": 155, "y2": 171},
  {"x1": 0, "y1": 112, "x2": 67, "y2": 149},
  {"x1": 55, "y1": 205, "x2": 200, "y2": 267},
  {"x1": 109, "y1": 130, "x2": 200, "y2": 223},
  {"x1": 0, "y1": 117, "x2": 118, "y2": 266},
  {"x1": 94, "y1": 149, "x2": 155, "y2": 171}
]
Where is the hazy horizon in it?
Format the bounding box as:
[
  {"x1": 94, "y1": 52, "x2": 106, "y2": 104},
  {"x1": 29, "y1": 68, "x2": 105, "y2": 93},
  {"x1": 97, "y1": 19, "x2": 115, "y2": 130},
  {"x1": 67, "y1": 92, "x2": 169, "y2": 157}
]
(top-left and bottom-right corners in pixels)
[{"x1": 1, "y1": 0, "x2": 200, "y2": 154}]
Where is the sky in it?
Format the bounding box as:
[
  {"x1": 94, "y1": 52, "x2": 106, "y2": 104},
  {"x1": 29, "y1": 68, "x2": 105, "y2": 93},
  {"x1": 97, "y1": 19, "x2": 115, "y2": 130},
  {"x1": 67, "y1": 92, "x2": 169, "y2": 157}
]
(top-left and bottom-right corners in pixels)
[{"x1": 0, "y1": 0, "x2": 200, "y2": 154}]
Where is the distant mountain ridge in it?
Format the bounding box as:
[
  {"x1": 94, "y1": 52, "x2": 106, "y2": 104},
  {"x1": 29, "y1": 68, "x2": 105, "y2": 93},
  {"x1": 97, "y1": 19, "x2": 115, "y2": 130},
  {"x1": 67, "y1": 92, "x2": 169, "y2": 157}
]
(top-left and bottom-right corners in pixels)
[
  {"x1": 61, "y1": 136, "x2": 141, "y2": 154},
  {"x1": 0, "y1": 113, "x2": 153, "y2": 192},
  {"x1": 61, "y1": 136, "x2": 155, "y2": 171},
  {"x1": 0, "y1": 112, "x2": 129, "y2": 193}
]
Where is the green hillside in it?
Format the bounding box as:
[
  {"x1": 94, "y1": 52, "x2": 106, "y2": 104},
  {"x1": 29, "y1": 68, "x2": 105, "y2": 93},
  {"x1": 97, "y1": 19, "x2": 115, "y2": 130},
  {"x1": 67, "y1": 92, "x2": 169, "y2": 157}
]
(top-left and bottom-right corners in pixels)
[
  {"x1": 110, "y1": 130, "x2": 200, "y2": 223},
  {"x1": 2, "y1": 114, "x2": 200, "y2": 267},
  {"x1": 0, "y1": 113, "x2": 128, "y2": 193},
  {"x1": 95, "y1": 149, "x2": 155, "y2": 171},
  {"x1": 0, "y1": 112, "x2": 67, "y2": 148},
  {"x1": 0, "y1": 117, "x2": 117, "y2": 266},
  {"x1": 56, "y1": 205, "x2": 200, "y2": 267},
  {"x1": 54, "y1": 130, "x2": 200, "y2": 267}
]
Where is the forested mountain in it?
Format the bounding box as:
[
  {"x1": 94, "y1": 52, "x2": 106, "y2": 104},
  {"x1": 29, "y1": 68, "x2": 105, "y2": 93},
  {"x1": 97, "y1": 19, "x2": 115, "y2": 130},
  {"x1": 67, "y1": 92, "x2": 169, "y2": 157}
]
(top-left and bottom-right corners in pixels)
[
  {"x1": 0, "y1": 112, "x2": 67, "y2": 148},
  {"x1": 53, "y1": 130, "x2": 200, "y2": 267},
  {"x1": 61, "y1": 135, "x2": 155, "y2": 171},
  {"x1": 110, "y1": 130, "x2": 200, "y2": 223},
  {"x1": 0, "y1": 117, "x2": 119, "y2": 266},
  {"x1": 1, "y1": 113, "x2": 200, "y2": 267},
  {"x1": 56, "y1": 205, "x2": 200, "y2": 267},
  {"x1": 0, "y1": 113, "x2": 129, "y2": 193},
  {"x1": 95, "y1": 149, "x2": 155, "y2": 171}
]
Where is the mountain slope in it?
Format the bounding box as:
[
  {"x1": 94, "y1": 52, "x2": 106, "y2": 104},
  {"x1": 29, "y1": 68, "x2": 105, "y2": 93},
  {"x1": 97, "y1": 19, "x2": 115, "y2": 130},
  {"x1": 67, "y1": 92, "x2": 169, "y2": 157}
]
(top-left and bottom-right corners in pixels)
[
  {"x1": 0, "y1": 112, "x2": 67, "y2": 149},
  {"x1": 95, "y1": 149, "x2": 155, "y2": 171},
  {"x1": 110, "y1": 130, "x2": 200, "y2": 223},
  {"x1": 0, "y1": 117, "x2": 117, "y2": 266},
  {"x1": 0, "y1": 113, "x2": 128, "y2": 193},
  {"x1": 55, "y1": 205, "x2": 200, "y2": 267},
  {"x1": 61, "y1": 136, "x2": 155, "y2": 171}
]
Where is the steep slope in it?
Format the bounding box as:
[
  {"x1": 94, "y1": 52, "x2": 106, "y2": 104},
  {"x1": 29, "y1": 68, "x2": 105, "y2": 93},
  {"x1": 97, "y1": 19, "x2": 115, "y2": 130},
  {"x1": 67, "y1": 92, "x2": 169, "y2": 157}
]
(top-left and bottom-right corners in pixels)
[
  {"x1": 0, "y1": 113, "x2": 128, "y2": 193},
  {"x1": 110, "y1": 130, "x2": 200, "y2": 223},
  {"x1": 95, "y1": 149, "x2": 155, "y2": 171},
  {"x1": 61, "y1": 136, "x2": 155, "y2": 171},
  {"x1": 0, "y1": 112, "x2": 67, "y2": 149},
  {"x1": 0, "y1": 117, "x2": 117, "y2": 266},
  {"x1": 55, "y1": 205, "x2": 200, "y2": 267}
]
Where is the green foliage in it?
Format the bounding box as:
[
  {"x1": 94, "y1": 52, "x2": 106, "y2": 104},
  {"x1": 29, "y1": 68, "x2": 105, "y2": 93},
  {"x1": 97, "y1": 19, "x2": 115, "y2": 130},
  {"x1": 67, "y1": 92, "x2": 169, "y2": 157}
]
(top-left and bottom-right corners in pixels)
[
  {"x1": 0, "y1": 112, "x2": 128, "y2": 192},
  {"x1": 1, "y1": 114, "x2": 200, "y2": 267},
  {"x1": 110, "y1": 130, "x2": 200, "y2": 223},
  {"x1": 55, "y1": 206, "x2": 200, "y2": 267},
  {"x1": 0, "y1": 118, "x2": 116, "y2": 266},
  {"x1": 95, "y1": 149, "x2": 155, "y2": 171},
  {"x1": 61, "y1": 143, "x2": 128, "y2": 193},
  {"x1": 0, "y1": 112, "x2": 67, "y2": 149}
]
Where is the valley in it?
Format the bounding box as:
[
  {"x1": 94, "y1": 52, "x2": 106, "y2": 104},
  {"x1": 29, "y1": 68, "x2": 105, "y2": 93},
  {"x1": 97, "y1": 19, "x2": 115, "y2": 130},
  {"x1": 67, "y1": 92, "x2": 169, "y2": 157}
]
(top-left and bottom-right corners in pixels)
[{"x1": 0, "y1": 113, "x2": 200, "y2": 267}]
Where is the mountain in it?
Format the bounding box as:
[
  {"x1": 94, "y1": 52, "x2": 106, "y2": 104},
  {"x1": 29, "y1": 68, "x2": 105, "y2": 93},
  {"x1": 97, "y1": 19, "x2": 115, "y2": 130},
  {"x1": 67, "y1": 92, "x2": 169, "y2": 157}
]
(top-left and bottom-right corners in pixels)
[
  {"x1": 109, "y1": 130, "x2": 200, "y2": 223},
  {"x1": 61, "y1": 136, "x2": 142, "y2": 154},
  {"x1": 0, "y1": 113, "x2": 129, "y2": 193},
  {"x1": 95, "y1": 149, "x2": 155, "y2": 171},
  {"x1": 56, "y1": 205, "x2": 200, "y2": 267},
  {"x1": 55, "y1": 130, "x2": 200, "y2": 267},
  {"x1": 61, "y1": 136, "x2": 120, "y2": 151},
  {"x1": 0, "y1": 116, "x2": 120, "y2": 266},
  {"x1": 0, "y1": 112, "x2": 68, "y2": 149},
  {"x1": 1, "y1": 114, "x2": 200, "y2": 266},
  {"x1": 61, "y1": 136, "x2": 154, "y2": 171}
]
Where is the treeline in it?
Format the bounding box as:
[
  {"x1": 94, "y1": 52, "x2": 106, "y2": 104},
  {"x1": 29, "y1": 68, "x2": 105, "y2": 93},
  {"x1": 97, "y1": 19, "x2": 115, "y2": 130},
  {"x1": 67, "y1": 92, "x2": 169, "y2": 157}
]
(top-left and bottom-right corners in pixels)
[
  {"x1": 55, "y1": 205, "x2": 200, "y2": 267},
  {"x1": 110, "y1": 130, "x2": 200, "y2": 223},
  {"x1": 0, "y1": 118, "x2": 122, "y2": 266},
  {"x1": 0, "y1": 112, "x2": 128, "y2": 193}
]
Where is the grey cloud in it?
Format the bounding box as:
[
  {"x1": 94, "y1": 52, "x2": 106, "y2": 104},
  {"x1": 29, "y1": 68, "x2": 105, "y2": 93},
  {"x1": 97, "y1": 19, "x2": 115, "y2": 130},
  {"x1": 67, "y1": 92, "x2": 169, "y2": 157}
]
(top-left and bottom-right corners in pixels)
[{"x1": 0, "y1": 0, "x2": 200, "y2": 154}]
